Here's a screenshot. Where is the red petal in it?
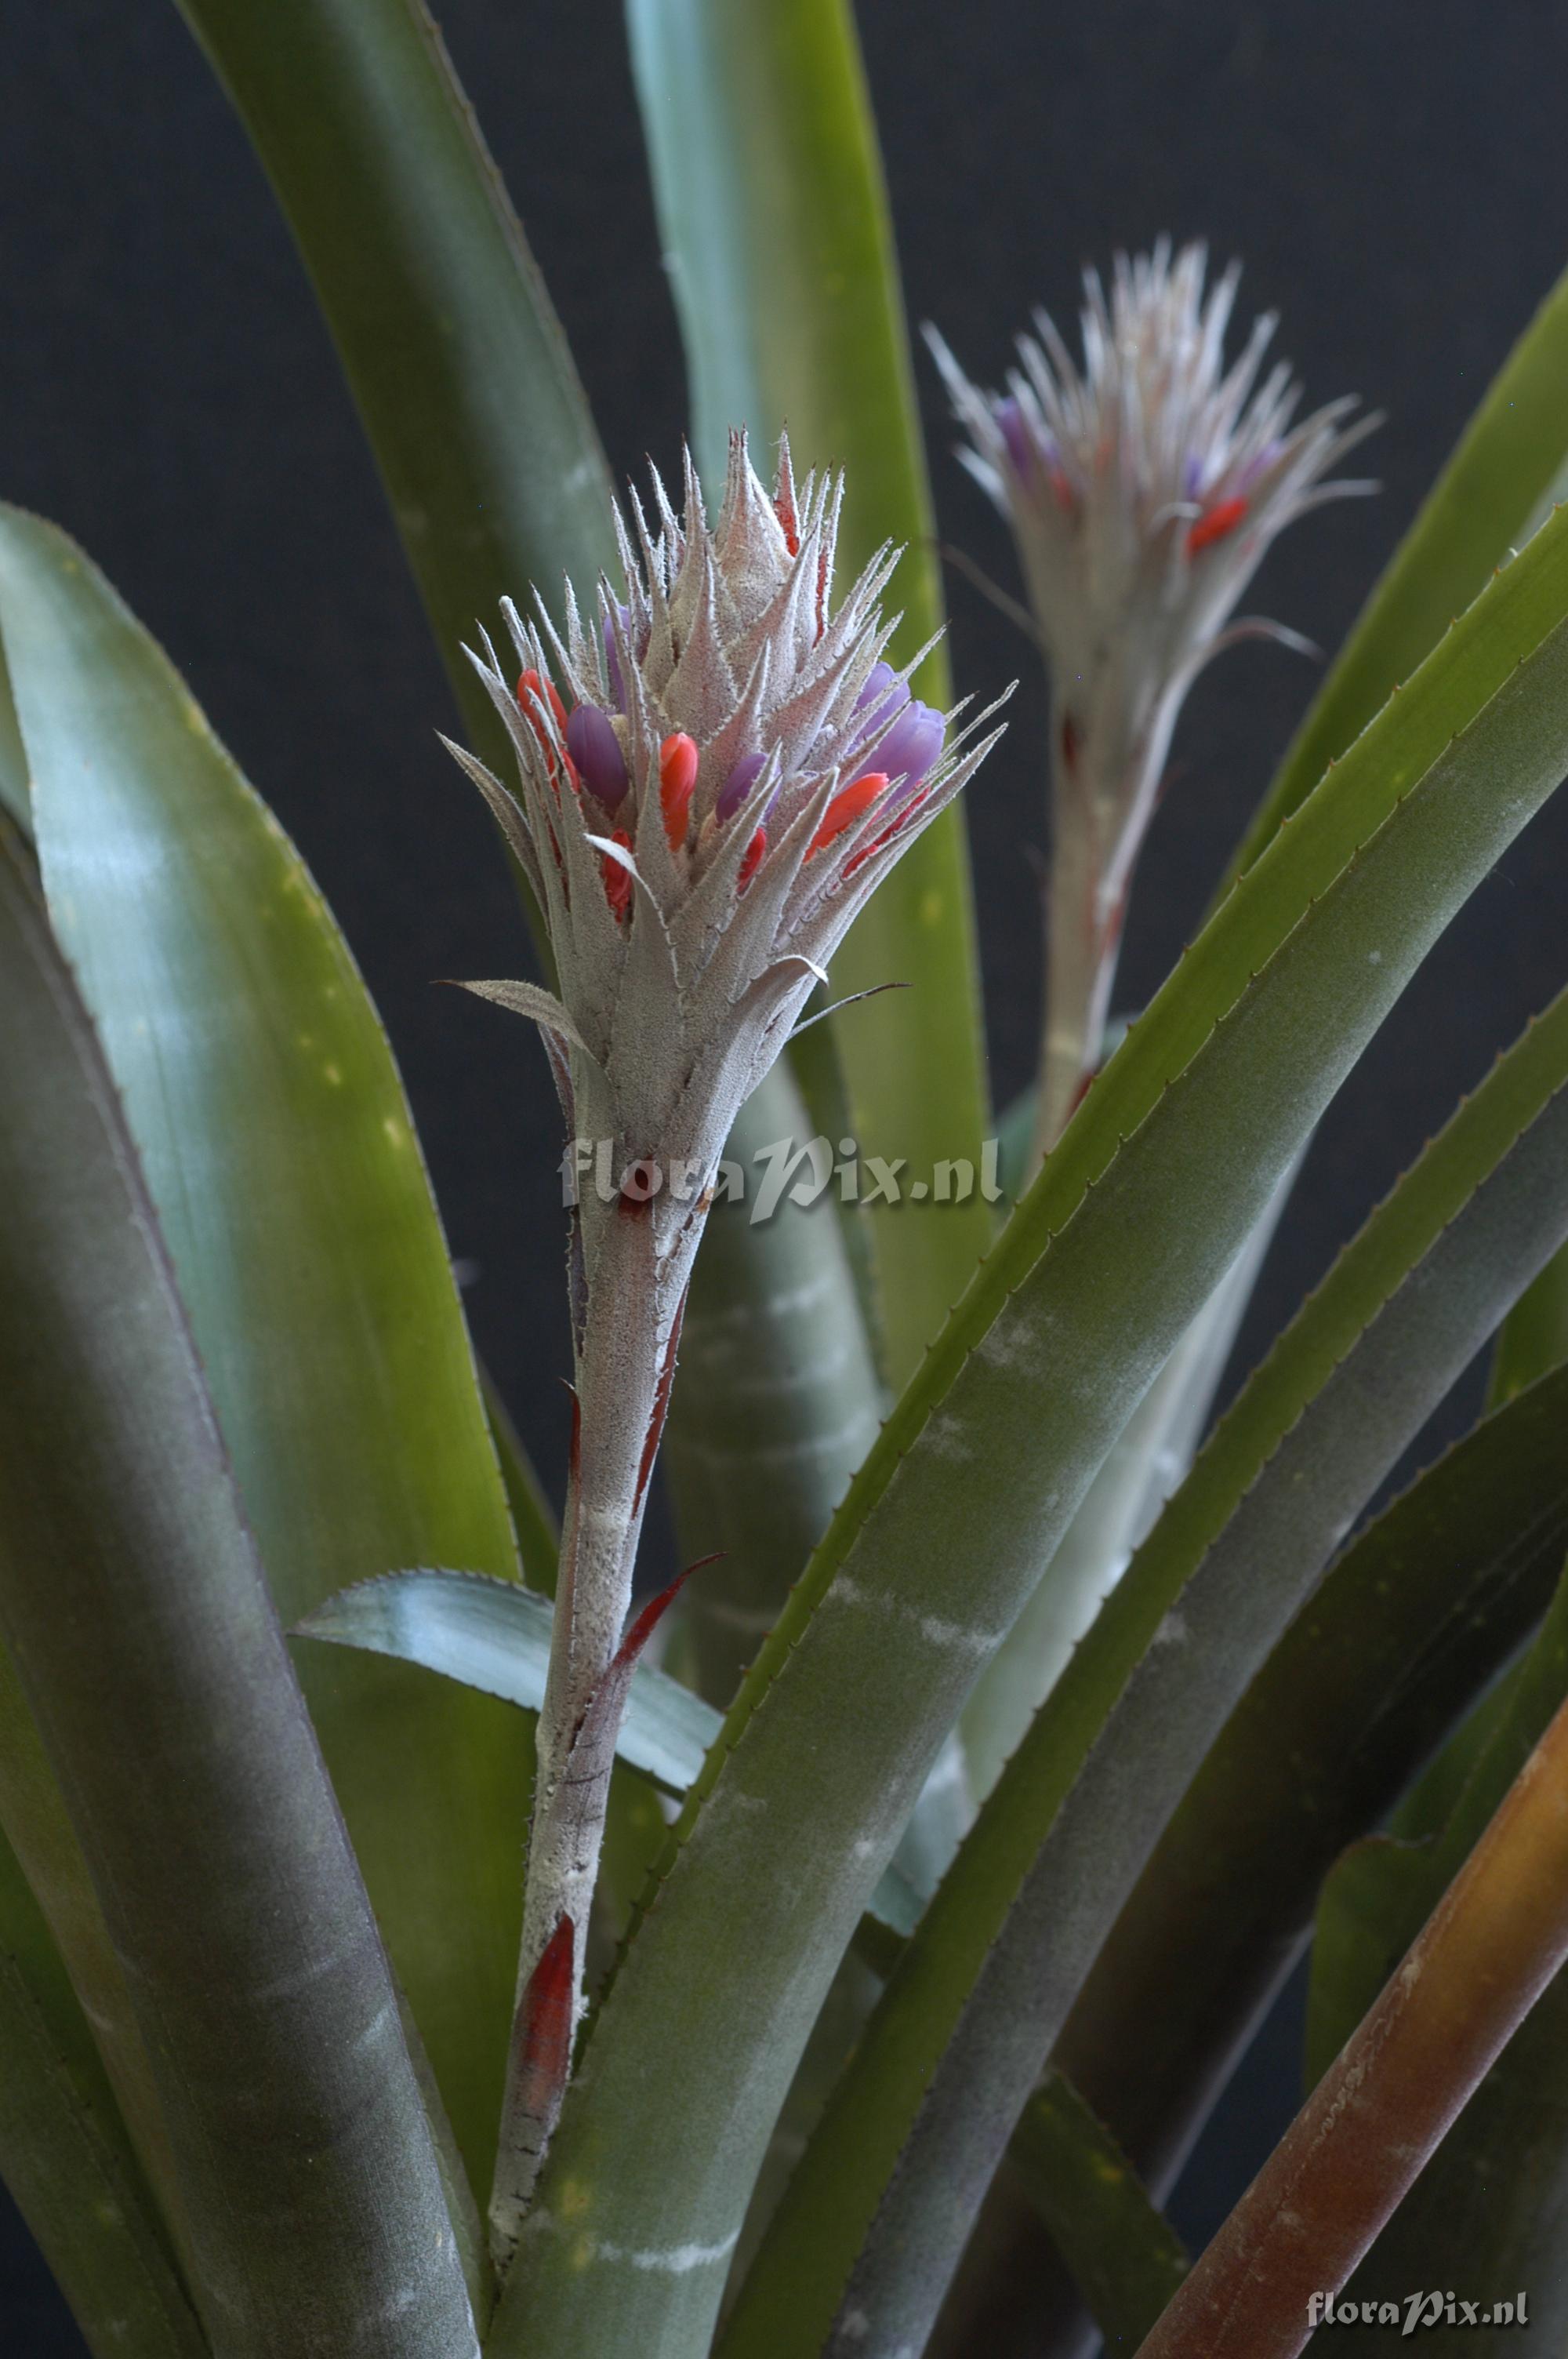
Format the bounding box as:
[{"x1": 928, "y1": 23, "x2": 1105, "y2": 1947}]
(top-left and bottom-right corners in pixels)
[
  {"x1": 602, "y1": 826, "x2": 635, "y2": 918},
  {"x1": 738, "y1": 824, "x2": 767, "y2": 892},
  {"x1": 659, "y1": 732, "x2": 699, "y2": 850},
  {"x1": 1186, "y1": 496, "x2": 1249, "y2": 556},
  {"x1": 808, "y1": 772, "x2": 887, "y2": 859},
  {"x1": 774, "y1": 453, "x2": 800, "y2": 556},
  {"x1": 518, "y1": 668, "x2": 577, "y2": 796},
  {"x1": 843, "y1": 787, "x2": 927, "y2": 877},
  {"x1": 518, "y1": 667, "x2": 569, "y2": 738}
]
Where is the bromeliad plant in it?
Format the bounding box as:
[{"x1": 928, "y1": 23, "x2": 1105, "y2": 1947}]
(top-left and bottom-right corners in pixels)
[
  {"x1": 5, "y1": 6, "x2": 1568, "y2": 2359},
  {"x1": 450, "y1": 435, "x2": 1002, "y2": 2260}
]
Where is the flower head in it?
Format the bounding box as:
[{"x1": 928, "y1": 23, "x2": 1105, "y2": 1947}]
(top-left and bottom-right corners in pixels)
[
  {"x1": 447, "y1": 431, "x2": 1004, "y2": 1258},
  {"x1": 928, "y1": 239, "x2": 1376, "y2": 860},
  {"x1": 930, "y1": 242, "x2": 1376, "y2": 1167}
]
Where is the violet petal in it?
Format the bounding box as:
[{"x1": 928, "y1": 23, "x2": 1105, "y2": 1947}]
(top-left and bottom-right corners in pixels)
[
  {"x1": 566, "y1": 702, "x2": 630, "y2": 807},
  {"x1": 876, "y1": 700, "x2": 945, "y2": 795},
  {"x1": 716, "y1": 750, "x2": 768, "y2": 823},
  {"x1": 601, "y1": 605, "x2": 631, "y2": 709},
  {"x1": 855, "y1": 660, "x2": 910, "y2": 732}
]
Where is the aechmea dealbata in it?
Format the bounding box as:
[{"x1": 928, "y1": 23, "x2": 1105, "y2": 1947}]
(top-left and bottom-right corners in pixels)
[
  {"x1": 929, "y1": 240, "x2": 1377, "y2": 1167},
  {"x1": 446, "y1": 429, "x2": 1007, "y2": 2268}
]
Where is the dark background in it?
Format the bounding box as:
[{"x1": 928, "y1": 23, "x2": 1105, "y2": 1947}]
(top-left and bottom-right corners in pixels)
[{"x1": 3, "y1": 1, "x2": 1566, "y2": 2347}]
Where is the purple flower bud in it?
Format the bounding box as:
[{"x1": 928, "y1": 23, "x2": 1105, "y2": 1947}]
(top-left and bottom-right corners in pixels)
[
  {"x1": 566, "y1": 702, "x2": 630, "y2": 808},
  {"x1": 601, "y1": 605, "x2": 631, "y2": 709},
  {"x1": 875, "y1": 700, "x2": 945, "y2": 797},
  {"x1": 995, "y1": 396, "x2": 1035, "y2": 482},
  {"x1": 716, "y1": 750, "x2": 768, "y2": 824},
  {"x1": 855, "y1": 660, "x2": 910, "y2": 730}
]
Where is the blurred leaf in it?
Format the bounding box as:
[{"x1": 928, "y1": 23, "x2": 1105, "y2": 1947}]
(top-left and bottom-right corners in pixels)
[
  {"x1": 489, "y1": 443, "x2": 1568, "y2": 2359},
  {"x1": 1228, "y1": 253, "x2": 1568, "y2": 884},
  {"x1": 0, "y1": 507, "x2": 528, "y2": 2194},
  {"x1": 782, "y1": 987, "x2": 887, "y2": 1343},
  {"x1": 1305, "y1": 1605, "x2": 1568, "y2": 2090},
  {"x1": 1305, "y1": 1841, "x2": 1436, "y2": 2098},
  {"x1": 174, "y1": 0, "x2": 618, "y2": 776},
  {"x1": 481, "y1": 1366, "x2": 560, "y2": 1595},
  {"x1": 627, "y1": 0, "x2": 993, "y2": 1383},
  {"x1": 992, "y1": 1083, "x2": 1036, "y2": 1208},
  {"x1": 1008, "y1": 2070, "x2": 1188, "y2": 2352},
  {"x1": 0, "y1": 834, "x2": 476, "y2": 2358},
  {"x1": 1488, "y1": 1241, "x2": 1568, "y2": 1405},
  {"x1": 728, "y1": 983, "x2": 1568, "y2": 2359},
  {"x1": 1042, "y1": 1363, "x2": 1568, "y2": 2233},
  {"x1": 0, "y1": 1828, "x2": 205, "y2": 2359}
]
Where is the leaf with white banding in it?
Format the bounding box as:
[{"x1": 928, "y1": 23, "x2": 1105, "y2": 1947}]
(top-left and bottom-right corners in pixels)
[{"x1": 489, "y1": 453, "x2": 1568, "y2": 2359}]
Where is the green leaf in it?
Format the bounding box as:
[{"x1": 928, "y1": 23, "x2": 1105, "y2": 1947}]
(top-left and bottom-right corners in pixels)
[
  {"x1": 1135, "y1": 1707, "x2": 1568, "y2": 2359},
  {"x1": 294, "y1": 1566, "x2": 925, "y2": 1943},
  {"x1": 626, "y1": 0, "x2": 993, "y2": 1383},
  {"x1": 1226, "y1": 255, "x2": 1568, "y2": 884},
  {"x1": 173, "y1": 0, "x2": 618, "y2": 770},
  {"x1": 991, "y1": 1082, "x2": 1037, "y2": 1208},
  {"x1": 1306, "y1": 1570, "x2": 1568, "y2": 2088},
  {"x1": 0, "y1": 834, "x2": 476, "y2": 2357},
  {"x1": 0, "y1": 640, "x2": 27, "y2": 829},
  {"x1": 960, "y1": 1166, "x2": 1287, "y2": 1801},
  {"x1": 481, "y1": 1367, "x2": 561, "y2": 1595},
  {"x1": 0, "y1": 1828, "x2": 205, "y2": 2359},
  {"x1": 1007, "y1": 2069, "x2": 1188, "y2": 2352},
  {"x1": 0, "y1": 1641, "x2": 189, "y2": 2269},
  {"x1": 1488, "y1": 1240, "x2": 1568, "y2": 1405},
  {"x1": 298, "y1": 1571, "x2": 713, "y2": 1796},
  {"x1": 1301, "y1": 1547, "x2": 1565, "y2": 2066},
  {"x1": 1305, "y1": 1840, "x2": 1436, "y2": 2098},
  {"x1": 662, "y1": 1073, "x2": 883, "y2": 1705},
  {"x1": 488, "y1": 427, "x2": 1568, "y2": 2359},
  {"x1": 728, "y1": 983, "x2": 1568, "y2": 2359},
  {"x1": 0, "y1": 506, "x2": 529, "y2": 2195},
  {"x1": 1039, "y1": 1364, "x2": 1568, "y2": 2248},
  {"x1": 1309, "y1": 1548, "x2": 1568, "y2": 2339}
]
